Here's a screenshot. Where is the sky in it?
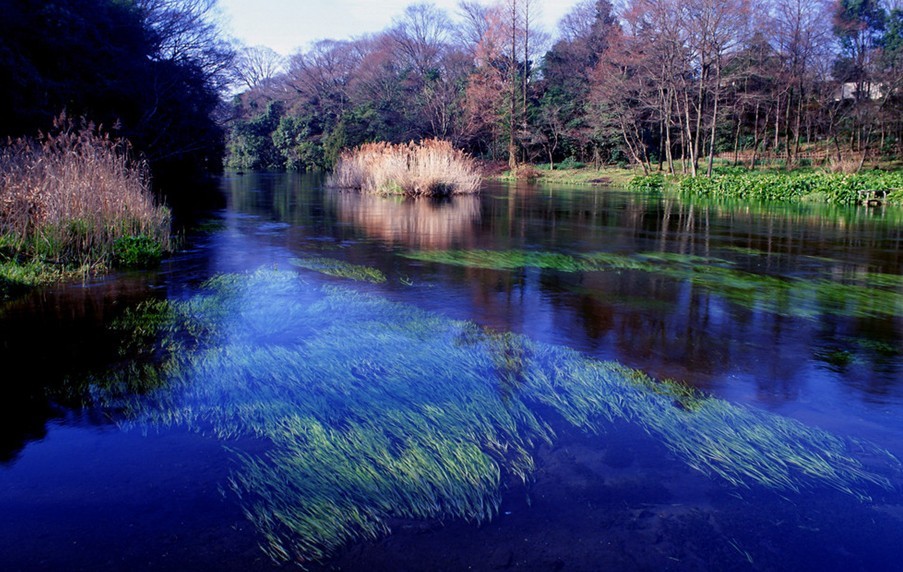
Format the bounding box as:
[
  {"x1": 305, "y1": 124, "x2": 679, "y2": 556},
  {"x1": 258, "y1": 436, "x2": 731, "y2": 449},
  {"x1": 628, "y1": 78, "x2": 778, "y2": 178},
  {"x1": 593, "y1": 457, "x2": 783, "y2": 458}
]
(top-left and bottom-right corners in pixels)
[{"x1": 217, "y1": 0, "x2": 584, "y2": 56}]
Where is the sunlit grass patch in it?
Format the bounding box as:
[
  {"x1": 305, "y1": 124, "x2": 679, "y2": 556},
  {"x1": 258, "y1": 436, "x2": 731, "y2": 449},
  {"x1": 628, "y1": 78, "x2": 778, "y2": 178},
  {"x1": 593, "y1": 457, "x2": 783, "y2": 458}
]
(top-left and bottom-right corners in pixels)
[
  {"x1": 0, "y1": 257, "x2": 69, "y2": 300},
  {"x1": 289, "y1": 256, "x2": 387, "y2": 283},
  {"x1": 86, "y1": 269, "x2": 901, "y2": 566}
]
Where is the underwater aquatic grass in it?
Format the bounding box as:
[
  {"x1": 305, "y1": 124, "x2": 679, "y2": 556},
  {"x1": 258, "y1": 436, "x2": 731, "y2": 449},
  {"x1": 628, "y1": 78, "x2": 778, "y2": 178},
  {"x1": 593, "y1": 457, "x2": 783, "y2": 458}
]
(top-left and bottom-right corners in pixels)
[
  {"x1": 91, "y1": 269, "x2": 901, "y2": 566},
  {"x1": 405, "y1": 249, "x2": 903, "y2": 320},
  {"x1": 289, "y1": 256, "x2": 387, "y2": 284}
]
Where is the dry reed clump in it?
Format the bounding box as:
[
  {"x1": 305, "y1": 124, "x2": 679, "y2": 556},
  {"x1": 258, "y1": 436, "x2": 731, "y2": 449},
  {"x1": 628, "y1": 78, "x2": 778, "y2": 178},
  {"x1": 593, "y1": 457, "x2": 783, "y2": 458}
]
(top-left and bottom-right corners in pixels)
[
  {"x1": 828, "y1": 154, "x2": 865, "y2": 174},
  {"x1": 0, "y1": 117, "x2": 171, "y2": 269},
  {"x1": 330, "y1": 139, "x2": 482, "y2": 196}
]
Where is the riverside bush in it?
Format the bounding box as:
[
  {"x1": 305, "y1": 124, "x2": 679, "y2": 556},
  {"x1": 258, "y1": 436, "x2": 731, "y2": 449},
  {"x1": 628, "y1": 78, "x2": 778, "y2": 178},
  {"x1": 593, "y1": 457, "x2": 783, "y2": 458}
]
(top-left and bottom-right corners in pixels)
[
  {"x1": 627, "y1": 173, "x2": 666, "y2": 192},
  {"x1": 0, "y1": 118, "x2": 171, "y2": 271},
  {"x1": 674, "y1": 171, "x2": 903, "y2": 204}
]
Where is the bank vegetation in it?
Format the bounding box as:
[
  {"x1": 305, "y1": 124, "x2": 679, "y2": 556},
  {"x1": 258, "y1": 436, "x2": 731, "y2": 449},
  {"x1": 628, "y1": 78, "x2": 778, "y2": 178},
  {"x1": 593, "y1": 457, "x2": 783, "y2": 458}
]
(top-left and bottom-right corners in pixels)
[{"x1": 0, "y1": 120, "x2": 172, "y2": 296}]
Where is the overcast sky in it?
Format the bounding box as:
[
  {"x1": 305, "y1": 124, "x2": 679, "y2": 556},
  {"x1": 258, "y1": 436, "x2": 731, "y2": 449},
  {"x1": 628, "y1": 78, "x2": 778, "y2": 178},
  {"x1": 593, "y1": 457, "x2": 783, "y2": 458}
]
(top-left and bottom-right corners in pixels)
[{"x1": 217, "y1": 0, "x2": 583, "y2": 56}]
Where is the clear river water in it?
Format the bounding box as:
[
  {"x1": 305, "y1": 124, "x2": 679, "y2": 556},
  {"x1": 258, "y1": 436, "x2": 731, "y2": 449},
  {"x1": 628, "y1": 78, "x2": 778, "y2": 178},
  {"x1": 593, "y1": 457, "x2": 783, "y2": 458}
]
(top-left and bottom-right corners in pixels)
[{"x1": 2, "y1": 172, "x2": 903, "y2": 571}]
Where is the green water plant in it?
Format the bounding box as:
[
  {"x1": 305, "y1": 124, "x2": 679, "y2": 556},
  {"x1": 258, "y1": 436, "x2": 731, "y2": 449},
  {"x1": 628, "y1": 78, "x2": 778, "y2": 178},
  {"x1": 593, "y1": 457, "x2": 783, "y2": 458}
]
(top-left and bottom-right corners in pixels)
[
  {"x1": 404, "y1": 249, "x2": 903, "y2": 320},
  {"x1": 627, "y1": 173, "x2": 667, "y2": 192},
  {"x1": 289, "y1": 256, "x2": 387, "y2": 283},
  {"x1": 113, "y1": 235, "x2": 164, "y2": 268},
  {"x1": 87, "y1": 269, "x2": 899, "y2": 567},
  {"x1": 671, "y1": 171, "x2": 903, "y2": 205}
]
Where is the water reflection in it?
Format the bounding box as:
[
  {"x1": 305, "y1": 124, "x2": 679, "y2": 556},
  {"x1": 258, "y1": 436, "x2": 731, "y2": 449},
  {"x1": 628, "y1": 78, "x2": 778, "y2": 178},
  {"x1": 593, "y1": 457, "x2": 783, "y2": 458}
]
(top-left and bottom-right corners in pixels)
[
  {"x1": 2, "y1": 173, "x2": 903, "y2": 570},
  {"x1": 330, "y1": 192, "x2": 481, "y2": 250},
  {"x1": 0, "y1": 275, "x2": 163, "y2": 462},
  {"x1": 207, "y1": 175, "x2": 902, "y2": 413}
]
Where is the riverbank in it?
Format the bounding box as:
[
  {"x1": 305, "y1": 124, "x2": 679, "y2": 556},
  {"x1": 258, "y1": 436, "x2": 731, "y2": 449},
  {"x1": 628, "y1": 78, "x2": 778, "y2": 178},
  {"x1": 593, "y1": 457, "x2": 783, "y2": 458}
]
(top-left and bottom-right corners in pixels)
[
  {"x1": 636, "y1": 169, "x2": 903, "y2": 205},
  {"x1": 489, "y1": 163, "x2": 638, "y2": 188},
  {"x1": 489, "y1": 163, "x2": 902, "y2": 206}
]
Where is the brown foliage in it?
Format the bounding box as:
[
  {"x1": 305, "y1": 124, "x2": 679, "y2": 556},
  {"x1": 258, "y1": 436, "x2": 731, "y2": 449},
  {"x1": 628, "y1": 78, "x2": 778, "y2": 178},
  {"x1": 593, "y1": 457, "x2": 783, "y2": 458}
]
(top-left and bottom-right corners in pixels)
[
  {"x1": 330, "y1": 139, "x2": 482, "y2": 196},
  {"x1": 0, "y1": 116, "x2": 171, "y2": 267}
]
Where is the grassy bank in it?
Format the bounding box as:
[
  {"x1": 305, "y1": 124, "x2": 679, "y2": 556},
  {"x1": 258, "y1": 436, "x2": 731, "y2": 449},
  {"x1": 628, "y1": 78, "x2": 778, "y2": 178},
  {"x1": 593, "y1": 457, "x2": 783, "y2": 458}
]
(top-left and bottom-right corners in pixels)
[
  {"x1": 490, "y1": 163, "x2": 638, "y2": 188},
  {"x1": 490, "y1": 162, "x2": 902, "y2": 207},
  {"x1": 0, "y1": 120, "x2": 172, "y2": 298}
]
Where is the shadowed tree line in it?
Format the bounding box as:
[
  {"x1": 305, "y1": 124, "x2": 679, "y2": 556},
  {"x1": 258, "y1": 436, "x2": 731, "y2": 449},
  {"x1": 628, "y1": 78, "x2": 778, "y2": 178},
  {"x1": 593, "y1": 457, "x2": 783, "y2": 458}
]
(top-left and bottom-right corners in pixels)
[
  {"x1": 226, "y1": 0, "x2": 903, "y2": 175},
  {"x1": 0, "y1": 0, "x2": 232, "y2": 179}
]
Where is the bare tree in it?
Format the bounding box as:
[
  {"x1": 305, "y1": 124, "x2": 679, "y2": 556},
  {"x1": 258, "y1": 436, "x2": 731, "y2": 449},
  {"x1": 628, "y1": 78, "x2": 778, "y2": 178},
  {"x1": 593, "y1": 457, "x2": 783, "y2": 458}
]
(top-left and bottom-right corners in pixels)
[
  {"x1": 287, "y1": 39, "x2": 361, "y2": 119},
  {"x1": 390, "y1": 3, "x2": 452, "y2": 75},
  {"x1": 233, "y1": 45, "x2": 285, "y2": 91},
  {"x1": 137, "y1": 0, "x2": 233, "y2": 86}
]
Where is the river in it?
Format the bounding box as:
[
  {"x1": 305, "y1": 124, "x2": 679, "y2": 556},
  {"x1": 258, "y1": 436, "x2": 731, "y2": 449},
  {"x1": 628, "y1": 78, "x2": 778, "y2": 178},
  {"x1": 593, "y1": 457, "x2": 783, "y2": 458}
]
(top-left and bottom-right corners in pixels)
[{"x1": 2, "y1": 172, "x2": 902, "y2": 571}]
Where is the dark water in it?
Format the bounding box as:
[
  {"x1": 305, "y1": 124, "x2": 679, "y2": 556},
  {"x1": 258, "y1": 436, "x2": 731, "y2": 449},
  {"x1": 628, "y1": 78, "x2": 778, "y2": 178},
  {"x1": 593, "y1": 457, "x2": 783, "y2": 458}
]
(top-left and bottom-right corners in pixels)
[{"x1": 2, "y1": 172, "x2": 903, "y2": 571}]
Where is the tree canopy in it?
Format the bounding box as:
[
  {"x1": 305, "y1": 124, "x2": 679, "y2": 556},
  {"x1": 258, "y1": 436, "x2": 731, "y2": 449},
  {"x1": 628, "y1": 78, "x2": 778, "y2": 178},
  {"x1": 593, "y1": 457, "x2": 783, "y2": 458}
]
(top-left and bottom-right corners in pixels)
[
  {"x1": 0, "y1": 0, "x2": 232, "y2": 176},
  {"x1": 224, "y1": 0, "x2": 903, "y2": 175}
]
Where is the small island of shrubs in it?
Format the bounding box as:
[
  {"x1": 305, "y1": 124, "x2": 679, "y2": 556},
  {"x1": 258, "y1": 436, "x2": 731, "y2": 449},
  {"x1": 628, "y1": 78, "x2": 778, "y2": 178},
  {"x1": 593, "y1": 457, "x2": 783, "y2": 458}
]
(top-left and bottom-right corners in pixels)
[{"x1": 329, "y1": 139, "x2": 482, "y2": 197}]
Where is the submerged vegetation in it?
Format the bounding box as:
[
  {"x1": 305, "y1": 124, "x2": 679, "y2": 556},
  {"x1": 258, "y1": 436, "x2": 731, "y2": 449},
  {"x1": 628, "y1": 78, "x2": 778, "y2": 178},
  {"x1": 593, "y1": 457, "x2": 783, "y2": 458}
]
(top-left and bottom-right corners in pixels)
[
  {"x1": 82, "y1": 269, "x2": 899, "y2": 566},
  {"x1": 328, "y1": 140, "x2": 482, "y2": 196},
  {"x1": 289, "y1": 256, "x2": 387, "y2": 283},
  {"x1": 0, "y1": 121, "x2": 171, "y2": 295},
  {"x1": 404, "y1": 249, "x2": 903, "y2": 320}
]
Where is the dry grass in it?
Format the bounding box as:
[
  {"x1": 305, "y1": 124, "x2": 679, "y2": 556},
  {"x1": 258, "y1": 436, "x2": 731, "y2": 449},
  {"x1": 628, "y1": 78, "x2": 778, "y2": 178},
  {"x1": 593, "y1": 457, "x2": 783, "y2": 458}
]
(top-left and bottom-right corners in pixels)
[
  {"x1": 0, "y1": 116, "x2": 171, "y2": 269},
  {"x1": 828, "y1": 154, "x2": 865, "y2": 174},
  {"x1": 330, "y1": 139, "x2": 482, "y2": 196}
]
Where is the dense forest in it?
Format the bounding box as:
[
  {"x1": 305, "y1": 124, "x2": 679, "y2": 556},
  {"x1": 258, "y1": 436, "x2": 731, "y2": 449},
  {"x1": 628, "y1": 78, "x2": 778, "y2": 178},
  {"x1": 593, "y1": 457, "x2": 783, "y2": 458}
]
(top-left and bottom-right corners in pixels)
[
  {"x1": 226, "y1": 0, "x2": 903, "y2": 175},
  {"x1": 0, "y1": 0, "x2": 232, "y2": 177},
  {"x1": 1, "y1": 0, "x2": 901, "y2": 178}
]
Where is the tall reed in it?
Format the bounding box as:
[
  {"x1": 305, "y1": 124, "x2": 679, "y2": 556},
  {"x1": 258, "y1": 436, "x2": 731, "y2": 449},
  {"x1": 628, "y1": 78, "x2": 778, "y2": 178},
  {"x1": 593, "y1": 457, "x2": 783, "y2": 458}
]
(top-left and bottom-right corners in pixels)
[
  {"x1": 329, "y1": 139, "x2": 482, "y2": 196},
  {"x1": 0, "y1": 117, "x2": 171, "y2": 270}
]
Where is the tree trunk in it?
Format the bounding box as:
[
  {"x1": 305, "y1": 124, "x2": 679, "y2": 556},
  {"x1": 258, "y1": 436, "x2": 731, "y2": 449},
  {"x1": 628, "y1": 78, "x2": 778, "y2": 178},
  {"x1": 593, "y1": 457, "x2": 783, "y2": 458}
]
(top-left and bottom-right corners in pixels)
[
  {"x1": 508, "y1": 0, "x2": 517, "y2": 170},
  {"x1": 664, "y1": 89, "x2": 675, "y2": 174},
  {"x1": 706, "y1": 60, "x2": 722, "y2": 177},
  {"x1": 683, "y1": 90, "x2": 698, "y2": 177}
]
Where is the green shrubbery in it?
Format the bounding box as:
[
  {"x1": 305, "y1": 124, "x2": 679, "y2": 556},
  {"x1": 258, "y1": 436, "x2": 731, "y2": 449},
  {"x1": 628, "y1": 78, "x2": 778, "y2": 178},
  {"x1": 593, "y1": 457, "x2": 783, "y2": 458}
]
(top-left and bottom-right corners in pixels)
[
  {"x1": 676, "y1": 171, "x2": 903, "y2": 204},
  {"x1": 112, "y1": 235, "x2": 165, "y2": 268},
  {"x1": 627, "y1": 173, "x2": 667, "y2": 192},
  {"x1": 628, "y1": 170, "x2": 903, "y2": 205}
]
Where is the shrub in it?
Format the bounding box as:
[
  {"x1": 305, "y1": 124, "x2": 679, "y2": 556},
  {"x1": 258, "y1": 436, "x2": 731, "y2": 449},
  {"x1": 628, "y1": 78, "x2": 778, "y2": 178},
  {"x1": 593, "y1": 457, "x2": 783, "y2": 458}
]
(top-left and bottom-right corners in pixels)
[
  {"x1": 0, "y1": 116, "x2": 171, "y2": 270},
  {"x1": 329, "y1": 139, "x2": 482, "y2": 196},
  {"x1": 672, "y1": 170, "x2": 903, "y2": 205},
  {"x1": 113, "y1": 235, "x2": 164, "y2": 268},
  {"x1": 627, "y1": 173, "x2": 666, "y2": 192},
  {"x1": 558, "y1": 156, "x2": 584, "y2": 170}
]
